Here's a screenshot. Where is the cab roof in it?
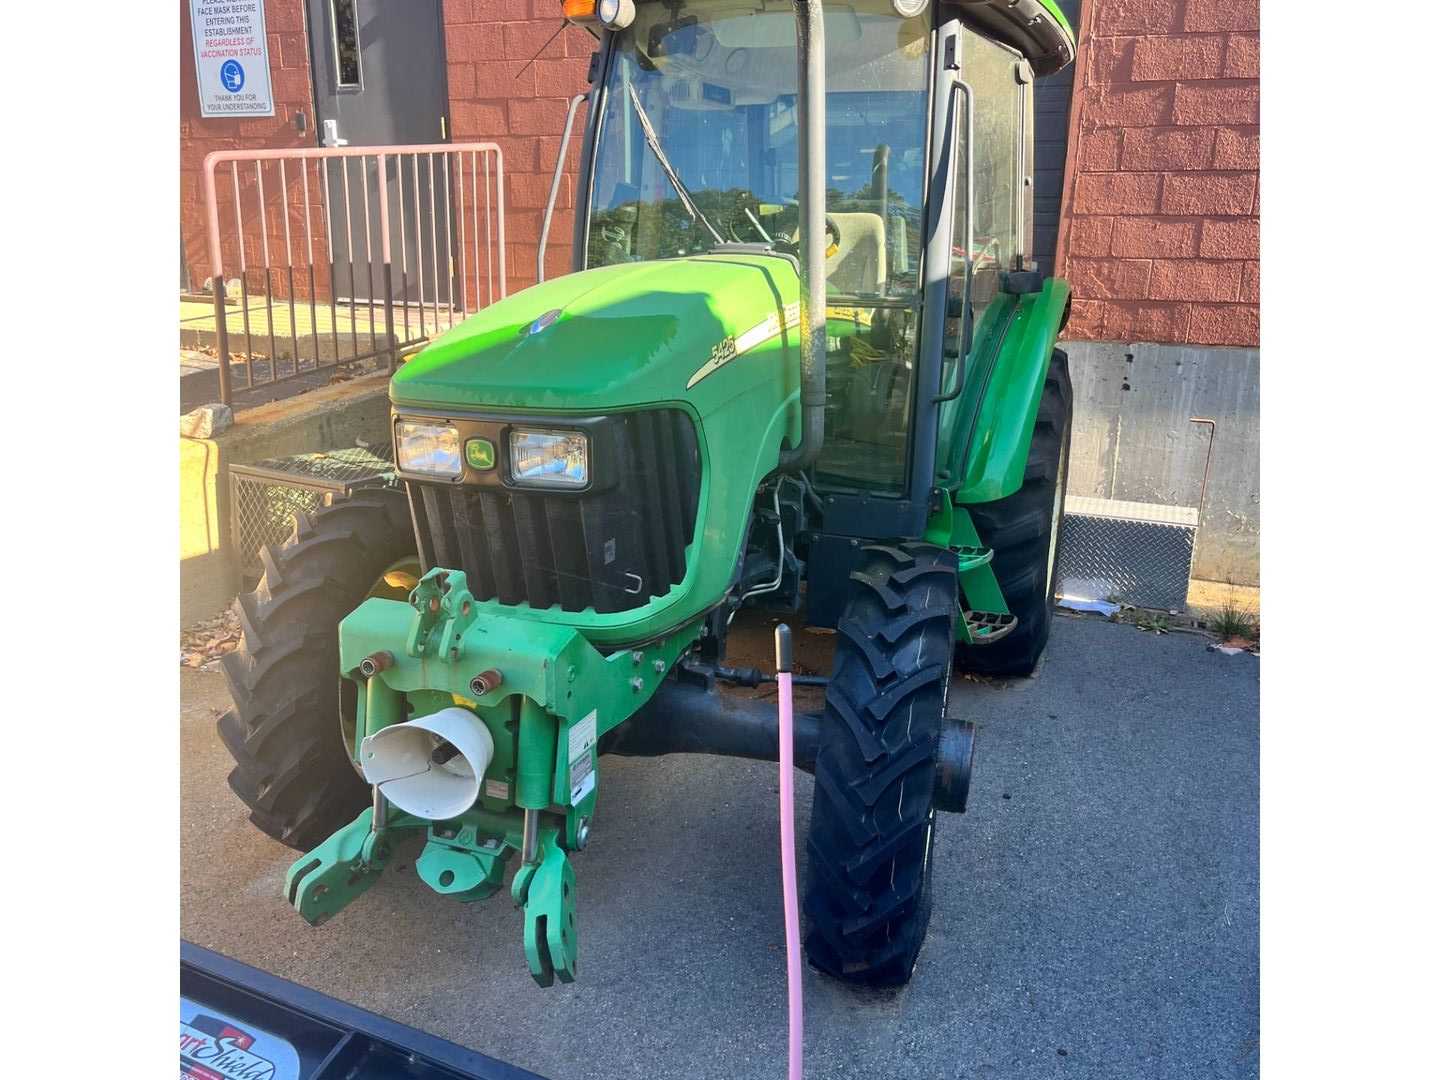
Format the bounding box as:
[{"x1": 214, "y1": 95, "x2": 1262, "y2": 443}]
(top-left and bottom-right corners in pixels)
[
  {"x1": 944, "y1": 0, "x2": 1076, "y2": 76},
  {"x1": 606, "y1": 1, "x2": 1077, "y2": 78}
]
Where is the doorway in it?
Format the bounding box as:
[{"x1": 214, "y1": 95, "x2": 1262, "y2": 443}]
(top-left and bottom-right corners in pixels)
[{"x1": 305, "y1": 0, "x2": 452, "y2": 309}]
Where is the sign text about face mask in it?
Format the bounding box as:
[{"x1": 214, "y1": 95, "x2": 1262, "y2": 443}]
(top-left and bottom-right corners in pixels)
[{"x1": 190, "y1": 1, "x2": 275, "y2": 117}]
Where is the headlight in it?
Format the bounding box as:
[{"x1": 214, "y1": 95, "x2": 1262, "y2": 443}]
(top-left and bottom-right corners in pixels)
[
  {"x1": 510, "y1": 429, "x2": 589, "y2": 488},
  {"x1": 396, "y1": 421, "x2": 462, "y2": 478}
]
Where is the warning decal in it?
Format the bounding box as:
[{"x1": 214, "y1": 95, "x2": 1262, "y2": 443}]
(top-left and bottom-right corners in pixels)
[{"x1": 568, "y1": 709, "x2": 598, "y2": 805}]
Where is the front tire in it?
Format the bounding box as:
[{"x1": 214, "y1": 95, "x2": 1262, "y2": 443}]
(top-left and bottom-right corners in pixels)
[
  {"x1": 803, "y1": 542, "x2": 958, "y2": 986},
  {"x1": 954, "y1": 349, "x2": 1073, "y2": 677},
  {"x1": 217, "y1": 486, "x2": 416, "y2": 850}
]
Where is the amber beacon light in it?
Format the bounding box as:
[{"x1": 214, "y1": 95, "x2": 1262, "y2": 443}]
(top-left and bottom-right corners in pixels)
[{"x1": 563, "y1": 0, "x2": 635, "y2": 30}]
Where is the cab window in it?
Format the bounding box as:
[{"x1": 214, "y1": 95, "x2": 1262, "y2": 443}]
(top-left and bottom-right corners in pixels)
[{"x1": 946, "y1": 31, "x2": 1029, "y2": 364}]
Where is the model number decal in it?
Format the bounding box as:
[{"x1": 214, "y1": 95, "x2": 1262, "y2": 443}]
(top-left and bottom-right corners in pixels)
[
  {"x1": 710, "y1": 336, "x2": 737, "y2": 366},
  {"x1": 686, "y1": 303, "x2": 801, "y2": 390}
]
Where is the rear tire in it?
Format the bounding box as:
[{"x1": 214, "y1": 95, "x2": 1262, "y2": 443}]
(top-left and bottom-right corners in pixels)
[
  {"x1": 803, "y1": 542, "x2": 958, "y2": 986},
  {"x1": 954, "y1": 349, "x2": 1073, "y2": 677},
  {"x1": 217, "y1": 487, "x2": 416, "y2": 851}
]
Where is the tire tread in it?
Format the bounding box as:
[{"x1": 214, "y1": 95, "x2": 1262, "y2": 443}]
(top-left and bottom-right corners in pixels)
[
  {"x1": 217, "y1": 487, "x2": 414, "y2": 851},
  {"x1": 804, "y1": 542, "x2": 958, "y2": 986}
]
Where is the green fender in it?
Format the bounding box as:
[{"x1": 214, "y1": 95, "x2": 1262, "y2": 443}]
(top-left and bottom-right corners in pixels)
[{"x1": 937, "y1": 278, "x2": 1071, "y2": 506}]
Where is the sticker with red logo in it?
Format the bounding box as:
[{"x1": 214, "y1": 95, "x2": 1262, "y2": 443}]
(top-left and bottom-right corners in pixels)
[{"x1": 180, "y1": 999, "x2": 300, "y2": 1080}]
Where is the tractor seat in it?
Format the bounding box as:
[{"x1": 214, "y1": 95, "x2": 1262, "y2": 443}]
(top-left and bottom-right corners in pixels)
[{"x1": 825, "y1": 212, "x2": 887, "y2": 296}]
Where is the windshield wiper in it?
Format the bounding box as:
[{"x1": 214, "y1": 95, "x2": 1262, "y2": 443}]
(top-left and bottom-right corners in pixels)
[{"x1": 625, "y1": 83, "x2": 724, "y2": 246}]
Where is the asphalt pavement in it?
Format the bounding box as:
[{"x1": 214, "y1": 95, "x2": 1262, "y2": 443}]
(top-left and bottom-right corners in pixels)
[{"x1": 180, "y1": 614, "x2": 1259, "y2": 1080}]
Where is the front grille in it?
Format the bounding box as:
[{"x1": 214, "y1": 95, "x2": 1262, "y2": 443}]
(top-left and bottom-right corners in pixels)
[{"x1": 408, "y1": 409, "x2": 701, "y2": 613}]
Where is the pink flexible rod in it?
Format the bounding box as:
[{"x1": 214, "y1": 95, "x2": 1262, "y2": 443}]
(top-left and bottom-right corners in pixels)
[{"x1": 774, "y1": 624, "x2": 803, "y2": 1080}]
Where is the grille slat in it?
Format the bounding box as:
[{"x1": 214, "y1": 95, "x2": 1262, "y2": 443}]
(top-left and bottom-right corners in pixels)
[
  {"x1": 651, "y1": 412, "x2": 689, "y2": 583},
  {"x1": 511, "y1": 494, "x2": 559, "y2": 609},
  {"x1": 449, "y1": 487, "x2": 496, "y2": 599},
  {"x1": 672, "y1": 410, "x2": 700, "y2": 526},
  {"x1": 408, "y1": 409, "x2": 700, "y2": 613},
  {"x1": 477, "y1": 491, "x2": 523, "y2": 605},
  {"x1": 545, "y1": 498, "x2": 591, "y2": 611},
  {"x1": 422, "y1": 485, "x2": 458, "y2": 570},
  {"x1": 408, "y1": 481, "x2": 436, "y2": 571},
  {"x1": 580, "y1": 497, "x2": 628, "y2": 614},
  {"x1": 627, "y1": 414, "x2": 670, "y2": 599}
]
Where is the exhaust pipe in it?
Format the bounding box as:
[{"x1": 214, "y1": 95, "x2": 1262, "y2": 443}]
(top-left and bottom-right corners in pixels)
[{"x1": 779, "y1": 0, "x2": 828, "y2": 472}]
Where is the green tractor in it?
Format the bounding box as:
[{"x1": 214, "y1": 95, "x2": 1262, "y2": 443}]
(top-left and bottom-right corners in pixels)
[{"x1": 218, "y1": 0, "x2": 1076, "y2": 989}]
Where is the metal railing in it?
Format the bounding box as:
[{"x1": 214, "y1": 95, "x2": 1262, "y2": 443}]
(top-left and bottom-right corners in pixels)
[{"x1": 201, "y1": 143, "x2": 506, "y2": 405}]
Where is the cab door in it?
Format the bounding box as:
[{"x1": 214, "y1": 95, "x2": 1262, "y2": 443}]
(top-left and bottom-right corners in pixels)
[
  {"x1": 935, "y1": 29, "x2": 1032, "y2": 471},
  {"x1": 949, "y1": 28, "x2": 1030, "y2": 353}
]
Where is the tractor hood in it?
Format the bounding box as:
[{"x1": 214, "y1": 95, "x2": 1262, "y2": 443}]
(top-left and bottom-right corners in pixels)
[{"x1": 390, "y1": 254, "x2": 802, "y2": 413}]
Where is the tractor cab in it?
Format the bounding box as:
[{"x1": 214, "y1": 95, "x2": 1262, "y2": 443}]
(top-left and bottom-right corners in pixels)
[{"x1": 573, "y1": 0, "x2": 1072, "y2": 499}]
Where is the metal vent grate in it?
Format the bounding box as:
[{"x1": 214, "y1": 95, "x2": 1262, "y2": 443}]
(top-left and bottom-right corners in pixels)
[{"x1": 229, "y1": 446, "x2": 394, "y2": 576}]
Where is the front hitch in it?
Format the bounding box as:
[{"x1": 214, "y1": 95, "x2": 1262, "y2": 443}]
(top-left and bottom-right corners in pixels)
[
  {"x1": 285, "y1": 807, "x2": 389, "y2": 927},
  {"x1": 284, "y1": 802, "x2": 567, "y2": 984},
  {"x1": 284, "y1": 566, "x2": 701, "y2": 987},
  {"x1": 512, "y1": 829, "x2": 579, "y2": 986}
]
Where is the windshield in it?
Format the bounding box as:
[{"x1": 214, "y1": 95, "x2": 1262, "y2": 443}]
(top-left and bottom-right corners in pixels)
[
  {"x1": 585, "y1": 0, "x2": 934, "y2": 495},
  {"x1": 585, "y1": 0, "x2": 933, "y2": 303}
]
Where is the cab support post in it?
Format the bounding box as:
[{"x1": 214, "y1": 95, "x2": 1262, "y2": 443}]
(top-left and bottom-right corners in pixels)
[{"x1": 779, "y1": 0, "x2": 828, "y2": 471}]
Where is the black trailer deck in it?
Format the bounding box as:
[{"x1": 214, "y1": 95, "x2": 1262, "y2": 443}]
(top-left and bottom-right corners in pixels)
[{"x1": 181, "y1": 941, "x2": 545, "y2": 1080}]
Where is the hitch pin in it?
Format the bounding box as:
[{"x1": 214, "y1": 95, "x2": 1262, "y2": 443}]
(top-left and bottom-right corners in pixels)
[
  {"x1": 365, "y1": 785, "x2": 390, "y2": 864},
  {"x1": 372, "y1": 786, "x2": 388, "y2": 832},
  {"x1": 521, "y1": 808, "x2": 540, "y2": 866}
]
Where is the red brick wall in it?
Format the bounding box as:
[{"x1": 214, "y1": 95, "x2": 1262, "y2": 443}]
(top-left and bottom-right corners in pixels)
[
  {"x1": 443, "y1": 1, "x2": 596, "y2": 293},
  {"x1": 1054, "y1": 0, "x2": 1258, "y2": 347},
  {"x1": 180, "y1": 1, "x2": 594, "y2": 298},
  {"x1": 180, "y1": 0, "x2": 315, "y2": 291}
]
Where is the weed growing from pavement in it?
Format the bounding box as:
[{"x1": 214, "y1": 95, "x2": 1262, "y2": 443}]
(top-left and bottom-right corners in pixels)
[
  {"x1": 1133, "y1": 611, "x2": 1171, "y2": 634},
  {"x1": 1208, "y1": 583, "x2": 1260, "y2": 645}
]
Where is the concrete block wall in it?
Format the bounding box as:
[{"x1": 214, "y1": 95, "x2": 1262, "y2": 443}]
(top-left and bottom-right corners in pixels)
[
  {"x1": 1056, "y1": 0, "x2": 1259, "y2": 347},
  {"x1": 179, "y1": 2, "x2": 597, "y2": 299},
  {"x1": 1054, "y1": 0, "x2": 1260, "y2": 585},
  {"x1": 443, "y1": 1, "x2": 597, "y2": 292},
  {"x1": 1061, "y1": 340, "x2": 1258, "y2": 585}
]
